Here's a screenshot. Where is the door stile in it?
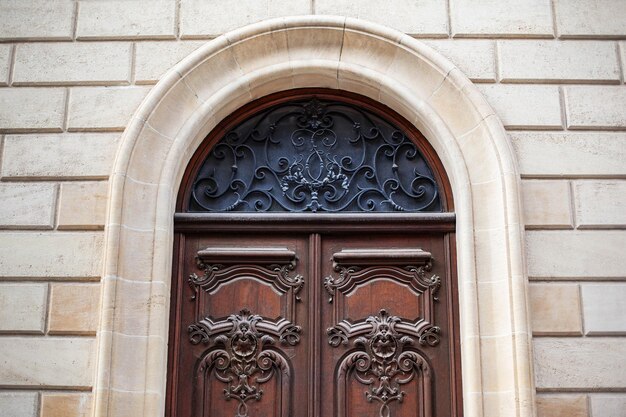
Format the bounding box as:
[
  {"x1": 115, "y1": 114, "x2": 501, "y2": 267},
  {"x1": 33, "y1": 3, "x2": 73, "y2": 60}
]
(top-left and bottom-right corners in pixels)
[
  {"x1": 308, "y1": 233, "x2": 322, "y2": 417},
  {"x1": 166, "y1": 232, "x2": 184, "y2": 416},
  {"x1": 446, "y1": 232, "x2": 464, "y2": 417}
]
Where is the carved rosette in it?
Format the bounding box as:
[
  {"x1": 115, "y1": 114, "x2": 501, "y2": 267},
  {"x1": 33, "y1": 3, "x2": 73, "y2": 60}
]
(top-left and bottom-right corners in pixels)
[
  {"x1": 330, "y1": 310, "x2": 433, "y2": 417},
  {"x1": 195, "y1": 309, "x2": 293, "y2": 417}
]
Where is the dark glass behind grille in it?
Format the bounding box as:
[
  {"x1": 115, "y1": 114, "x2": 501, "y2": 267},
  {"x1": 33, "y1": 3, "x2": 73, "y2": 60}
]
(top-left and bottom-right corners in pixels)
[{"x1": 189, "y1": 98, "x2": 441, "y2": 212}]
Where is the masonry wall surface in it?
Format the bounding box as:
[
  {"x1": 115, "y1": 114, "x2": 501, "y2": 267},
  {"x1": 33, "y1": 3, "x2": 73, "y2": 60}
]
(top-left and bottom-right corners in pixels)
[{"x1": 0, "y1": 1, "x2": 625, "y2": 416}]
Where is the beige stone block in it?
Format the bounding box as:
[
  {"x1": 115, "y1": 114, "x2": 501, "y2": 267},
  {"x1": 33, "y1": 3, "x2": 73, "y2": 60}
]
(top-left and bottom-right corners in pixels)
[
  {"x1": 480, "y1": 336, "x2": 516, "y2": 392},
  {"x1": 422, "y1": 40, "x2": 495, "y2": 81},
  {"x1": 0, "y1": 392, "x2": 38, "y2": 417},
  {"x1": 426, "y1": 70, "x2": 484, "y2": 137},
  {"x1": 529, "y1": 283, "x2": 582, "y2": 335},
  {"x1": 134, "y1": 41, "x2": 205, "y2": 83},
  {"x1": 126, "y1": 125, "x2": 174, "y2": 184},
  {"x1": 0, "y1": 44, "x2": 11, "y2": 86},
  {"x1": 534, "y1": 337, "x2": 626, "y2": 389},
  {"x1": 0, "y1": 1, "x2": 74, "y2": 41},
  {"x1": 180, "y1": 0, "x2": 310, "y2": 37},
  {"x1": 13, "y1": 42, "x2": 131, "y2": 85},
  {"x1": 58, "y1": 181, "x2": 108, "y2": 230},
  {"x1": 472, "y1": 180, "x2": 506, "y2": 229},
  {"x1": 458, "y1": 120, "x2": 502, "y2": 183},
  {"x1": 582, "y1": 284, "x2": 626, "y2": 335},
  {"x1": 68, "y1": 86, "x2": 149, "y2": 131},
  {"x1": 116, "y1": 229, "x2": 156, "y2": 282},
  {"x1": 590, "y1": 394, "x2": 626, "y2": 417},
  {"x1": 228, "y1": 29, "x2": 290, "y2": 75},
  {"x1": 526, "y1": 231, "x2": 626, "y2": 278},
  {"x1": 41, "y1": 393, "x2": 92, "y2": 417},
  {"x1": 477, "y1": 84, "x2": 562, "y2": 129},
  {"x1": 522, "y1": 180, "x2": 572, "y2": 228},
  {"x1": 316, "y1": 0, "x2": 447, "y2": 35},
  {"x1": 49, "y1": 283, "x2": 100, "y2": 335},
  {"x1": 482, "y1": 391, "x2": 519, "y2": 416},
  {"x1": 182, "y1": 47, "x2": 244, "y2": 104},
  {"x1": 0, "y1": 337, "x2": 95, "y2": 388},
  {"x1": 77, "y1": 1, "x2": 175, "y2": 39},
  {"x1": 0, "y1": 88, "x2": 65, "y2": 132},
  {"x1": 145, "y1": 78, "x2": 203, "y2": 139},
  {"x1": 287, "y1": 26, "x2": 345, "y2": 62},
  {"x1": 108, "y1": 333, "x2": 165, "y2": 391},
  {"x1": 574, "y1": 180, "x2": 626, "y2": 228},
  {"x1": 107, "y1": 390, "x2": 161, "y2": 417},
  {"x1": 477, "y1": 279, "x2": 513, "y2": 337},
  {"x1": 510, "y1": 132, "x2": 626, "y2": 177},
  {"x1": 1, "y1": 133, "x2": 119, "y2": 179},
  {"x1": 556, "y1": 0, "x2": 626, "y2": 38},
  {"x1": 106, "y1": 280, "x2": 168, "y2": 335},
  {"x1": 0, "y1": 283, "x2": 47, "y2": 333},
  {"x1": 499, "y1": 40, "x2": 620, "y2": 83},
  {"x1": 0, "y1": 232, "x2": 103, "y2": 278},
  {"x1": 566, "y1": 86, "x2": 626, "y2": 129},
  {"x1": 451, "y1": 0, "x2": 553, "y2": 37},
  {"x1": 536, "y1": 394, "x2": 588, "y2": 417},
  {"x1": 0, "y1": 183, "x2": 57, "y2": 229}
]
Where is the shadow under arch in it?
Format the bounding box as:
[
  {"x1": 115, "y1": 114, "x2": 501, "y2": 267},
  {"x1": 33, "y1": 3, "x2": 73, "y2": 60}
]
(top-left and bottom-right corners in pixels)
[{"x1": 95, "y1": 15, "x2": 534, "y2": 417}]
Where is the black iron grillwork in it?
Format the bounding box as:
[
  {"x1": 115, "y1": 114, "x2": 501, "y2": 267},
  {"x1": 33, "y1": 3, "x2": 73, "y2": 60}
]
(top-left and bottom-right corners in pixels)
[{"x1": 189, "y1": 98, "x2": 441, "y2": 212}]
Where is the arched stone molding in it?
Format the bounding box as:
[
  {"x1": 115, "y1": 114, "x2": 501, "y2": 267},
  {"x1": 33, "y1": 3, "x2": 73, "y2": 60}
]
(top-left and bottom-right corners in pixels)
[{"x1": 94, "y1": 15, "x2": 535, "y2": 417}]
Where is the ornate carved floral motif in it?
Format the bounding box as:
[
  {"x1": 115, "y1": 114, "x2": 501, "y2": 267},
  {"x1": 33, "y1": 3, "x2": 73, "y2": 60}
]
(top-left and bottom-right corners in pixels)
[
  {"x1": 189, "y1": 98, "x2": 441, "y2": 212},
  {"x1": 194, "y1": 309, "x2": 293, "y2": 417},
  {"x1": 329, "y1": 310, "x2": 433, "y2": 417}
]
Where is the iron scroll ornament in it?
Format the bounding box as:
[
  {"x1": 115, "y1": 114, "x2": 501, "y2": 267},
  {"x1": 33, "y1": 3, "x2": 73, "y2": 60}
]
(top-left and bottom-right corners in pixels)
[{"x1": 189, "y1": 98, "x2": 442, "y2": 212}]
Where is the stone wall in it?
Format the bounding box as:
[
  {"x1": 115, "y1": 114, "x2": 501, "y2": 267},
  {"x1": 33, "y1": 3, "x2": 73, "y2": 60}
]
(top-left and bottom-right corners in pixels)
[{"x1": 0, "y1": 1, "x2": 624, "y2": 416}]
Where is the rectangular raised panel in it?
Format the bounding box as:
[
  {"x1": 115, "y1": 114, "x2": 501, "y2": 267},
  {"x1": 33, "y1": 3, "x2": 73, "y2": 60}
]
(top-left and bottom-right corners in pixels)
[
  {"x1": 332, "y1": 248, "x2": 433, "y2": 266},
  {"x1": 197, "y1": 246, "x2": 296, "y2": 265}
]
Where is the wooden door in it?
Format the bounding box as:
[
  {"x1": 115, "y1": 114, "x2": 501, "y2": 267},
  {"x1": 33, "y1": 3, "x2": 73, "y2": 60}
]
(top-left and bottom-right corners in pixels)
[{"x1": 167, "y1": 217, "x2": 462, "y2": 417}]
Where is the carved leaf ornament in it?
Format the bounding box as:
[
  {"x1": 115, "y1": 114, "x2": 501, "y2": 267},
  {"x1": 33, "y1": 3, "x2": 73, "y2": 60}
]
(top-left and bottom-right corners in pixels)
[
  {"x1": 329, "y1": 310, "x2": 434, "y2": 417},
  {"x1": 189, "y1": 98, "x2": 442, "y2": 213},
  {"x1": 194, "y1": 309, "x2": 292, "y2": 417}
]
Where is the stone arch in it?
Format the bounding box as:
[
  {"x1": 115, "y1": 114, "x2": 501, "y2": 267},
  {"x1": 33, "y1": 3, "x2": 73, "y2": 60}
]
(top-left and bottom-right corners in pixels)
[{"x1": 94, "y1": 15, "x2": 534, "y2": 417}]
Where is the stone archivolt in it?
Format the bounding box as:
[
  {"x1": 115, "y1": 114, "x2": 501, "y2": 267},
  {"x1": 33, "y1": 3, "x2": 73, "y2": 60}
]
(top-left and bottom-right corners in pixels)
[{"x1": 96, "y1": 15, "x2": 533, "y2": 417}]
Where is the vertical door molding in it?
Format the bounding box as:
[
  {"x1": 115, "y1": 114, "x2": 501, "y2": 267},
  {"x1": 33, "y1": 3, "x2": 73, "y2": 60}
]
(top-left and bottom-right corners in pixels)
[{"x1": 95, "y1": 15, "x2": 534, "y2": 417}]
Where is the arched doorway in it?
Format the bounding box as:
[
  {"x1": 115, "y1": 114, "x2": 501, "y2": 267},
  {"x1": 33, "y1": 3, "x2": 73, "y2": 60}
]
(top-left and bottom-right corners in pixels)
[
  {"x1": 167, "y1": 90, "x2": 461, "y2": 416},
  {"x1": 93, "y1": 16, "x2": 535, "y2": 417}
]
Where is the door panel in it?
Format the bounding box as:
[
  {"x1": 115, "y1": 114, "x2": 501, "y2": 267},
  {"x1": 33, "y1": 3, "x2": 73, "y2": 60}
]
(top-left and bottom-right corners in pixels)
[
  {"x1": 173, "y1": 234, "x2": 310, "y2": 417},
  {"x1": 168, "y1": 230, "x2": 459, "y2": 417},
  {"x1": 319, "y1": 234, "x2": 452, "y2": 417}
]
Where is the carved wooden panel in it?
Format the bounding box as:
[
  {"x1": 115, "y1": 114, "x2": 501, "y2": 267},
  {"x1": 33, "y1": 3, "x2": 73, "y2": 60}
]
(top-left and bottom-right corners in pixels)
[
  {"x1": 167, "y1": 229, "x2": 462, "y2": 417},
  {"x1": 318, "y1": 234, "x2": 459, "y2": 417},
  {"x1": 169, "y1": 235, "x2": 310, "y2": 417}
]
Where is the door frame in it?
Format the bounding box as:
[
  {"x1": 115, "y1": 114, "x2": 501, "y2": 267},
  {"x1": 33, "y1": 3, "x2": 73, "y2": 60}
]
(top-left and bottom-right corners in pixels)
[{"x1": 93, "y1": 16, "x2": 535, "y2": 417}]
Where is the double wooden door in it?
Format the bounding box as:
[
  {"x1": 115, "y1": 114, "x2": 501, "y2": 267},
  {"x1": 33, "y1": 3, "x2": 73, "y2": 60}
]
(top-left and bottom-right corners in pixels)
[{"x1": 167, "y1": 217, "x2": 461, "y2": 417}]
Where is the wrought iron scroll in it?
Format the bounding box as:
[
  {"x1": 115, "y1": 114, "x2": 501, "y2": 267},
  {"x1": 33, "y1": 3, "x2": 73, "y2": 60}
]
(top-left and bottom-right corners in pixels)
[
  {"x1": 194, "y1": 309, "x2": 293, "y2": 417},
  {"x1": 189, "y1": 98, "x2": 441, "y2": 212},
  {"x1": 330, "y1": 310, "x2": 433, "y2": 417}
]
